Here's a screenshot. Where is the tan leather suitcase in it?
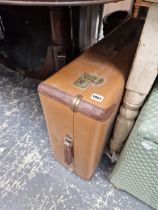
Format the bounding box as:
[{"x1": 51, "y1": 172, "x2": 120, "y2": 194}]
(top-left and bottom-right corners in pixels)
[{"x1": 38, "y1": 19, "x2": 143, "y2": 180}]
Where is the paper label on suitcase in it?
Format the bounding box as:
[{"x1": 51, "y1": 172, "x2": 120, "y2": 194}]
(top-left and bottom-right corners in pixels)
[
  {"x1": 91, "y1": 93, "x2": 104, "y2": 102},
  {"x1": 73, "y1": 73, "x2": 104, "y2": 89}
]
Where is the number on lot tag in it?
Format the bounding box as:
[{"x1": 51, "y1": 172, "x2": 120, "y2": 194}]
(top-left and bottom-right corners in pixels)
[{"x1": 91, "y1": 93, "x2": 104, "y2": 102}]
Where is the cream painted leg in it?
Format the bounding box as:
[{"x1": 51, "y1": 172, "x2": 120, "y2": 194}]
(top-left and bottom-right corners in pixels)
[
  {"x1": 109, "y1": 3, "x2": 158, "y2": 156},
  {"x1": 110, "y1": 90, "x2": 146, "y2": 152}
]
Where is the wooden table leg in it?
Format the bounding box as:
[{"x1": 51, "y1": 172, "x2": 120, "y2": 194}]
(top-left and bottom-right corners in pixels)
[
  {"x1": 109, "y1": 3, "x2": 158, "y2": 156},
  {"x1": 110, "y1": 90, "x2": 146, "y2": 152},
  {"x1": 133, "y1": 4, "x2": 140, "y2": 17}
]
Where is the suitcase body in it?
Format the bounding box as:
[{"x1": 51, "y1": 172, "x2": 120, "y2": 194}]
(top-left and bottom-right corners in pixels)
[{"x1": 38, "y1": 19, "x2": 142, "y2": 180}]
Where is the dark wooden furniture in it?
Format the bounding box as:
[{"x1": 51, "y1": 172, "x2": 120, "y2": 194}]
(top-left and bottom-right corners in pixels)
[
  {"x1": 133, "y1": 0, "x2": 157, "y2": 17},
  {"x1": 0, "y1": 0, "x2": 121, "y2": 6},
  {"x1": 0, "y1": 0, "x2": 122, "y2": 79}
]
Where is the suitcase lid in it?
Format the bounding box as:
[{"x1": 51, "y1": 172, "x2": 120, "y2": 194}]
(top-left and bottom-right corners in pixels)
[{"x1": 38, "y1": 19, "x2": 142, "y2": 122}]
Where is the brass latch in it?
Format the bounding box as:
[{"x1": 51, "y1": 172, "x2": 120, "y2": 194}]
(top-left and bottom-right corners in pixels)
[
  {"x1": 64, "y1": 135, "x2": 73, "y2": 165},
  {"x1": 71, "y1": 94, "x2": 82, "y2": 112}
]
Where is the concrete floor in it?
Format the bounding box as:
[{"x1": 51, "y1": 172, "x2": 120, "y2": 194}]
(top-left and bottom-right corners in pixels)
[{"x1": 0, "y1": 65, "x2": 152, "y2": 210}]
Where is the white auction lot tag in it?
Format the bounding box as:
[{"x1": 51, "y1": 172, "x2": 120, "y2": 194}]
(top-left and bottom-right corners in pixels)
[{"x1": 91, "y1": 93, "x2": 104, "y2": 102}]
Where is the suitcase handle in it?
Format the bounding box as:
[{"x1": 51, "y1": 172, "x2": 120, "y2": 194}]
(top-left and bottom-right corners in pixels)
[{"x1": 64, "y1": 135, "x2": 73, "y2": 165}]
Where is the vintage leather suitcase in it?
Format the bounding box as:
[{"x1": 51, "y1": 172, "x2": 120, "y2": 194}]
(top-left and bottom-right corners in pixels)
[{"x1": 38, "y1": 19, "x2": 143, "y2": 180}]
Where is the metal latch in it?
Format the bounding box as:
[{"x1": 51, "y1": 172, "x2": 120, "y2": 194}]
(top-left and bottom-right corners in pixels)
[
  {"x1": 71, "y1": 95, "x2": 82, "y2": 112},
  {"x1": 64, "y1": 135, "x2": 73, "y2": 165}
]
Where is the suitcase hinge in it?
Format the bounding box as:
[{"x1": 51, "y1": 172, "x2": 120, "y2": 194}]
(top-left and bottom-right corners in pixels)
[{"x1": 64, "y1": 135, "x2": 73, "y2": 165}]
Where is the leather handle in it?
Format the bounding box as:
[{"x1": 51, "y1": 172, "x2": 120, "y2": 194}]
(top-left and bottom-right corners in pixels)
[{"x1": 64, "y1": 135, "x2": 73, "y2": 165}]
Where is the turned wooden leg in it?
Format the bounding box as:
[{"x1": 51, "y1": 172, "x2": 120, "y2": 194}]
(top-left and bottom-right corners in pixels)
[
  {"x1": 133, "y1": 5, "x2": 140, "y2": 18},
  {"x1": 110, "y1": 90, "x2": 146, "y2": 152},
  {"x1": 133, "y1": 0, "x2": 142, "y2": 18},
  {"x1": 109, "y1": 4, "x2": 158, "y2": 156}
]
